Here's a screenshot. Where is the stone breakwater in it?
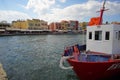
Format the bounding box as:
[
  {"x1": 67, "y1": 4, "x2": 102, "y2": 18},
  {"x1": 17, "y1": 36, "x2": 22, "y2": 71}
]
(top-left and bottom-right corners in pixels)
[{"x1": 0, "y1": 63, "x2": 8, "y2": 80}]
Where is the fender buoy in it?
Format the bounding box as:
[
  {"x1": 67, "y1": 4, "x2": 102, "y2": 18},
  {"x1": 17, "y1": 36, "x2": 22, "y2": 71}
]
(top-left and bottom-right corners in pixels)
[{"x1": 59, "y1": 56, "x2": 73, "y2": 69}]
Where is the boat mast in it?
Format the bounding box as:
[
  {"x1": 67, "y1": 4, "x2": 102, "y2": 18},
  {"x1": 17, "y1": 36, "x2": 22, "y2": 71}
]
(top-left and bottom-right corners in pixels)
[{"x1": 98, "y1": 0, "x2": 109, "y2": 25}]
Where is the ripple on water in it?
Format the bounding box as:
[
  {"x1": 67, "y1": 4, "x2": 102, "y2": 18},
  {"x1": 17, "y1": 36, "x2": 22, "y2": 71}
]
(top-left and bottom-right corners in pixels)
[{"x1": 0, "y1": 34, "x2": 84, "y2": 80}]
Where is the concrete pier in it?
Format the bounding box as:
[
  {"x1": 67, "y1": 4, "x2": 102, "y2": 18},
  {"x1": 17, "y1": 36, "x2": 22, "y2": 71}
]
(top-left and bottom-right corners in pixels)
[{"x1": 0, "y1": 63, "x2": 8, "y2": 80}]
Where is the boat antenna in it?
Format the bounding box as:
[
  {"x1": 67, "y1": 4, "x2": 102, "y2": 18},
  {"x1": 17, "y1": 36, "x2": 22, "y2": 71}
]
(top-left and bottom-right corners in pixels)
[{"x1": 97, "y1": 0, "x2": 109, "y2": 25}]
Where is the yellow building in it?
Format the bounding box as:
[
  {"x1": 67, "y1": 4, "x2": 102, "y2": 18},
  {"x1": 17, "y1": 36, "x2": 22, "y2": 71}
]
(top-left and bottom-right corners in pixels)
[
  {"x1": 26, "y1": 19, "x2": 48, "y2": 30},
  {"x1": 39, "y1": 20, "x2": 48, "y2": 30},
  {"x1": 60, "y1": 20, "x2": 69, "y2": 31},
  {"x1": 79, "y1": 22, "x2": 88, "y2": 31},
  {"x1": 12, "y1": 19, "x2": 48, "y2": 30},
  {"x1": 12, "y1": 20, "x2": 28, "y2": 29}
]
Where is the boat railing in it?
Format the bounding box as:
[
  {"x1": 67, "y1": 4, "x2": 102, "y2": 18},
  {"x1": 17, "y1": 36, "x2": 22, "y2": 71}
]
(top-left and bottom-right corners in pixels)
[
  {"x1": 63, "y1": 44, "x2": 120, "y2": 62},
  {"x1": 63, "y1": 44, "x2": 86, "y2": 56}
]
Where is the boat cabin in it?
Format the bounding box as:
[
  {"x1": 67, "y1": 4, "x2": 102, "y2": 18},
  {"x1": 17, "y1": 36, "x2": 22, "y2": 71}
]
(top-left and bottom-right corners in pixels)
[{"x1": 86, "y1": 24, "x2": 120, "y2": 55}]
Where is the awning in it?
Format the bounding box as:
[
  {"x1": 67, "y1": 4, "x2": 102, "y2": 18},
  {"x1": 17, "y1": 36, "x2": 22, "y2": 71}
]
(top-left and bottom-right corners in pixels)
[{"x1": 0, "y1": 29, "x2": 5, "y2": 31}]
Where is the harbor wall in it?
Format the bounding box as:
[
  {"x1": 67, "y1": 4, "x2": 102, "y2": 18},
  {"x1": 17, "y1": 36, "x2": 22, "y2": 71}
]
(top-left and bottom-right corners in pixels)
[{"x1": 0, "y1": 63, "x2": 8, "y2": 80}]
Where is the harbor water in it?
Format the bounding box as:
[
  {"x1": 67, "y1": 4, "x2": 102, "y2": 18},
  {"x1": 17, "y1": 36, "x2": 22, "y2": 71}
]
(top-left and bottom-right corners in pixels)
[{"x1": 0, "y1": 34, "x2": 85, "y2": 80}]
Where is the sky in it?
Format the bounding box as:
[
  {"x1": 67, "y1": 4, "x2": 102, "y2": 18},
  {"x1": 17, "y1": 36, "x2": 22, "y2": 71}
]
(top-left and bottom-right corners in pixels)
[{"x1": 0, "y1": 0, "x2": 120, "y2": 24}]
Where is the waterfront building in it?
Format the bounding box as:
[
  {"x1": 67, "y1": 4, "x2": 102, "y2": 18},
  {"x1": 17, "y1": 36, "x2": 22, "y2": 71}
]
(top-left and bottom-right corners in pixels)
[
  {"x1": 49, "y1": 20, "x2": 79, "y2": 32},
  {"x1": 12, "y1": 20, "x2": 28, "y2": 29},
  {"x1": 60, "y1": 20, "x2": 69, "y2": 31},
  {"x1": 68, "y1": 20, "x2": 79, "y2": 31},
  {"x1": 27, "y1": 19, "x2": 48, "y2": 30},
  {"x1": 0, "y1": 21, "x2": 11, "y2": 29},
  {"x1": 0, "y1": 21, "x2": 11, "y2": 34},
  {"x1": 79, "y1": 22, "x2": 88, "y2": 31},
  {"x1": 12, "y1": 19, "x2": 48, "y2": 30},
  {"x1": 49, "y1": 23, "x2": 54, "y2": 31},
  {"x1": 49, "y1": 22, "x2": 61, "y2": 31},
  {"x1": 39, "y1": 20, "x2": 48, "y2": 30},
  {"x1": 111, "y1": 22, "x2": 120, "y2": 25}
]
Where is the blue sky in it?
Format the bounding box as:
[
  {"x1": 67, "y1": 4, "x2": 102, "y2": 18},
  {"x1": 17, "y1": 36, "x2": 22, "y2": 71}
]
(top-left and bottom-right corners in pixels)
[{"x1": 0, "y1": 0, "x2": 120, "y2": 23}]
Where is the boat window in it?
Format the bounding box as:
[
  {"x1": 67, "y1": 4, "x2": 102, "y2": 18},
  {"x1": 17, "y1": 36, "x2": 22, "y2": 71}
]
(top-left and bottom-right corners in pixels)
[
  {"x1": 118, "y1": 31, "x2": 120, "y2": 40},
  {"x1": 105, "y1": 31, "x2": 110, "y2": 40},
  {"x1": 95, "y1": 31, "x2": 102, "y2": 40},
  {"x1": 116, "y1": 32, "x2": 118, "y2": 39},
  {"x1": 89, "y1": 32, "x2": 92, "y2": 39}
]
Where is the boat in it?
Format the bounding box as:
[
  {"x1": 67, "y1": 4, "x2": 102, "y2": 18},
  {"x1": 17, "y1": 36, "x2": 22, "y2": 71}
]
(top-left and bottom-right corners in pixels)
[{"x1": 59, "y1": 0, "x2": 120, "y2": 80}]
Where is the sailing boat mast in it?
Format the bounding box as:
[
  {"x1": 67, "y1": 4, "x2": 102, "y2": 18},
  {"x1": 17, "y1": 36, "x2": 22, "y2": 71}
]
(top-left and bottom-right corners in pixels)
[{"x1": 98, "y1": 0, "x2": 109, "y2": 25}]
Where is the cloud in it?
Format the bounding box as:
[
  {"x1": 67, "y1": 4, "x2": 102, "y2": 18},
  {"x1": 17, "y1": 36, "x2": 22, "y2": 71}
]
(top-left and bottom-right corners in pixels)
[
  {"x1": 59, "y1": 0, "x2": 66, "y2": 3},
  {"x1": 25, "y1": 0, "x2": 120, "y2": 23},
  {"x1": 26, "y1": 0, "x2": 100, "y2": 22},
  {"x1": 1, "y1": 0, "x2": 119, "y2": 24},
  {"x1": 25, "y1": 0, "x2": 101, "y2": 23},
  {"x1": 52, "y1": 0, "x2": 120, "y2": 22},
  {"x1": 0, "y1": 10, "x2": 31, "y2": 23},
  {"x1": 25, "y1": 0, "x2": 55, "y2": 14},
  {"x1": 106, "y1": 1, "x2": 120, "y2": 15}
]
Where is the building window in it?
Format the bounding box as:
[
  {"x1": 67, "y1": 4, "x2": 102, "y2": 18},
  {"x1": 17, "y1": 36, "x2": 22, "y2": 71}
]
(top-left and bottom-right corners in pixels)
[
  {"x1": 35, "y1": 24, "x2": 37, "y2": 26},
  {"x1": 95, "y1": 31, "x2": 102, "y2": 40},
  {"x1": 105, "y1": 31, "x2": 110, "y2": 40},
  {"x1": 38, "y1": 24, "x2": 40, "y2": 26},
  {"x1": 29, "y1": 23, "x2": 33, "y2": 26},
  {"x1": 89, "y1": 32, "x2": 92, "y2": 39}
]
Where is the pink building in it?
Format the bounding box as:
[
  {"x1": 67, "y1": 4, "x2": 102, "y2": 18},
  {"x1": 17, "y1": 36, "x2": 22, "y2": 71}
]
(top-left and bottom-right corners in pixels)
[
  {"x1": 68, "y1": 20, "x2": 79, "y2": 30},
  {"x1": 49, "y1": 22, "x2": 61, "y2": 31}
]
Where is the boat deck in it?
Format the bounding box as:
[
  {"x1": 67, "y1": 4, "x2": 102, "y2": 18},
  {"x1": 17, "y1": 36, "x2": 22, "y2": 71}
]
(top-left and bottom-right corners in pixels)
[{"x1": 77, "y1": 53, "x2": 111, "y2": 62}]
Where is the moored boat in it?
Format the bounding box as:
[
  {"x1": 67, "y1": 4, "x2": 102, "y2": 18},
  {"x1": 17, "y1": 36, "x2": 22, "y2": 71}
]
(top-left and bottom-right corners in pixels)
[{"x1": 59, "y1": 0, "x2": 120, "y2": 80}]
